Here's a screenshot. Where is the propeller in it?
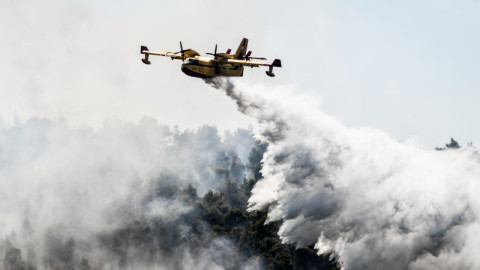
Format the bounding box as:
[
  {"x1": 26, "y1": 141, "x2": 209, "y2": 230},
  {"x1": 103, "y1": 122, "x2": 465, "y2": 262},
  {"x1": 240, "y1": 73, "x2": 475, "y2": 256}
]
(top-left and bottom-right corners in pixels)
[
  {"x1": 175, "y1": 41, "x2": 191, "y2": 60},
  {"x1": 206, "y1": 44, "x2": 222, "y2": 74},
  {"x1": 206, "y1": 44, "x2": 220, "y2": 60}
]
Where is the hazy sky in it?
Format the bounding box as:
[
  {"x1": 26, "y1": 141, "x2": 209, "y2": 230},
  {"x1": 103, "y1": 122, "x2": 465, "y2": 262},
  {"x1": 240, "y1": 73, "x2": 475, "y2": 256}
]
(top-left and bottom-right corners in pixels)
[{"x1": 1, "y1": 0, "x2": 479, "y2": 147}]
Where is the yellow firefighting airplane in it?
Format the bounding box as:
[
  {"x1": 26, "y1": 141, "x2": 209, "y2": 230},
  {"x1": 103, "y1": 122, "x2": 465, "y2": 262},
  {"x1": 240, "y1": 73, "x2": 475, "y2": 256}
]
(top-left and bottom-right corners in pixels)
[{"x1": 140, "y1": 38, "x2": 282, "y2": 78}]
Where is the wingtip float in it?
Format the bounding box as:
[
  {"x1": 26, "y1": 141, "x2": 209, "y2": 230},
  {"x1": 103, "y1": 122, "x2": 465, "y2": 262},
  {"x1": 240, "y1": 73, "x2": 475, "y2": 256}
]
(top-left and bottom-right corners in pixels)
[{"x1": 140, "y1": 38, "x2": 282, "y2": 78}]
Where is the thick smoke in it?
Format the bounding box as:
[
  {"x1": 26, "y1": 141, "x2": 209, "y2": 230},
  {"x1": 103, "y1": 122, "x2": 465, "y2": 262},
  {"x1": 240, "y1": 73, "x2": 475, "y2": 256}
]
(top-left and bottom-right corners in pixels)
[
  {"x1": 208, "y1": 78, "x2": 480, "y2": 270},
  {"x1": 0, "y1": 118, "x2": 260, "y2": 269}
]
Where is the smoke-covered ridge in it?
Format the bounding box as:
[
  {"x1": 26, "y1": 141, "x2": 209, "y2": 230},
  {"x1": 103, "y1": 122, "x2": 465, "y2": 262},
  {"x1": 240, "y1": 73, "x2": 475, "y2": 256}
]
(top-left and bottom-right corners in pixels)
[{"x1": 0, "y1": 117, "x2": 262, "y2": 269}]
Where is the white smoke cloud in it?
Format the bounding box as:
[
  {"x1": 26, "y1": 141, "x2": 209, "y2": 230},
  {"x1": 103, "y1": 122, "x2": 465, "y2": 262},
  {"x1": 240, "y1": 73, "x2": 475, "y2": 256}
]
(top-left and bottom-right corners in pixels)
[
  {"x1": 0, "y1": 117, "x2": 258, "y2": 269},
  {"x1": 210, "y1": 78, "x2": 480, "y2": 270}
]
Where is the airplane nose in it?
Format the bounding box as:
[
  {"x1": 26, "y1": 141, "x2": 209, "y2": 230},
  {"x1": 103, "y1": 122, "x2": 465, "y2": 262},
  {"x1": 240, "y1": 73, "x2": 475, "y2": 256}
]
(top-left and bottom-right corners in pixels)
[{"x1": 181, "y1": 65, "x2": 192, "y2": 76}]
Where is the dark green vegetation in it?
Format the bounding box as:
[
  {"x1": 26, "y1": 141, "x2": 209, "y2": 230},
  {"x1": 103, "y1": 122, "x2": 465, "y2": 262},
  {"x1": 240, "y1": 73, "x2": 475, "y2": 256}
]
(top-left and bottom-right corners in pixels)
[{"x1": 194, "y1": 177, "x2": 340, "y2": 270}]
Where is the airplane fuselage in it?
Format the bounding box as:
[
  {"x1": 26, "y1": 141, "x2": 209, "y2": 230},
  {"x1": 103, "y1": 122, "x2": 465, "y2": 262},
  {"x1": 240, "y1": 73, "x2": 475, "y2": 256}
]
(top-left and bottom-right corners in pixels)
[{"x1": 180, "y1": 57, "x2": 244, "y2": 78}]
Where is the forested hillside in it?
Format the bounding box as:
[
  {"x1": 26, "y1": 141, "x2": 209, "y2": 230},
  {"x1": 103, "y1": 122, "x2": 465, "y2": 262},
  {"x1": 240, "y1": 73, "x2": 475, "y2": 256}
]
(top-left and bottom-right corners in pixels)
[
  {"x1": 90, "y1": 141, "x2": 340, "y2": 270},
  {"x1": 1, "y1": 121, "x2": 338, "y2": 270}
]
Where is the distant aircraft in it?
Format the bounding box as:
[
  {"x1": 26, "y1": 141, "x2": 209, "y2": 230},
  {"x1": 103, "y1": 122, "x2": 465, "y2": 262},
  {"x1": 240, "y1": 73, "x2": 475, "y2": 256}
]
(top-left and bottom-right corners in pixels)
[{"x1": 140, "y1": 38, "x2": 282, "y2": 78}]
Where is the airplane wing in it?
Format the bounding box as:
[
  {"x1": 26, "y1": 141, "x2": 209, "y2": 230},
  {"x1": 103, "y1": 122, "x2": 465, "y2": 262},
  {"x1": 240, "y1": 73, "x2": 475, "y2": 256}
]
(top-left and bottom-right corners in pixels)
[
  {"x1": 140, "y1": 45, "x2": 186, "y2": 64},
  {"x1": 226, "y1": 58, "x2": 282, "y2": 77},
  {"x1": 227, "y1": 58, "x2": 282, "y2": 68}
]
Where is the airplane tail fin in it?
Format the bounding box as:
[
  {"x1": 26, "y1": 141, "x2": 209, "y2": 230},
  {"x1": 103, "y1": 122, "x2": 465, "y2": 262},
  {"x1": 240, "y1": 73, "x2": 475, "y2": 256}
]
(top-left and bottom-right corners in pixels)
[
  {"x1": 271, "y1": 59, "x2": 282, "y2": 67},
  {"x1": 234, "y1": 38, "x2": 248, "y2": 59}
]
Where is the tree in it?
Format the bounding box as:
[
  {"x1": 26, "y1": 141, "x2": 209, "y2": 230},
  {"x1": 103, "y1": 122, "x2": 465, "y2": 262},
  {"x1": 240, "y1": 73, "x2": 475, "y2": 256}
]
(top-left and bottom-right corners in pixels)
[
  {"x1": 445, "y1": 137, "x2": 460, "y2": 149},
  {"x1": 435, "y1": 137, "x2": 461, "y2": 151}
]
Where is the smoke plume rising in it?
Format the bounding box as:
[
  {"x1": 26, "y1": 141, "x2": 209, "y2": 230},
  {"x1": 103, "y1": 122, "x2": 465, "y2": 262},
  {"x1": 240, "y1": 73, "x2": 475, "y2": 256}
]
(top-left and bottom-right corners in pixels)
[{"x1": 207, "y1": 78, "x2": 480, "y2": 270}]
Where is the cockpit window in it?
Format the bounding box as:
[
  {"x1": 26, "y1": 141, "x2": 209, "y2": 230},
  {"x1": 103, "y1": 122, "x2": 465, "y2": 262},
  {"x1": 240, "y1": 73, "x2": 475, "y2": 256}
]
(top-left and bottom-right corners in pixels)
[{"x1": 184, "y1": 59, "x2": 199, "y2": 65}]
